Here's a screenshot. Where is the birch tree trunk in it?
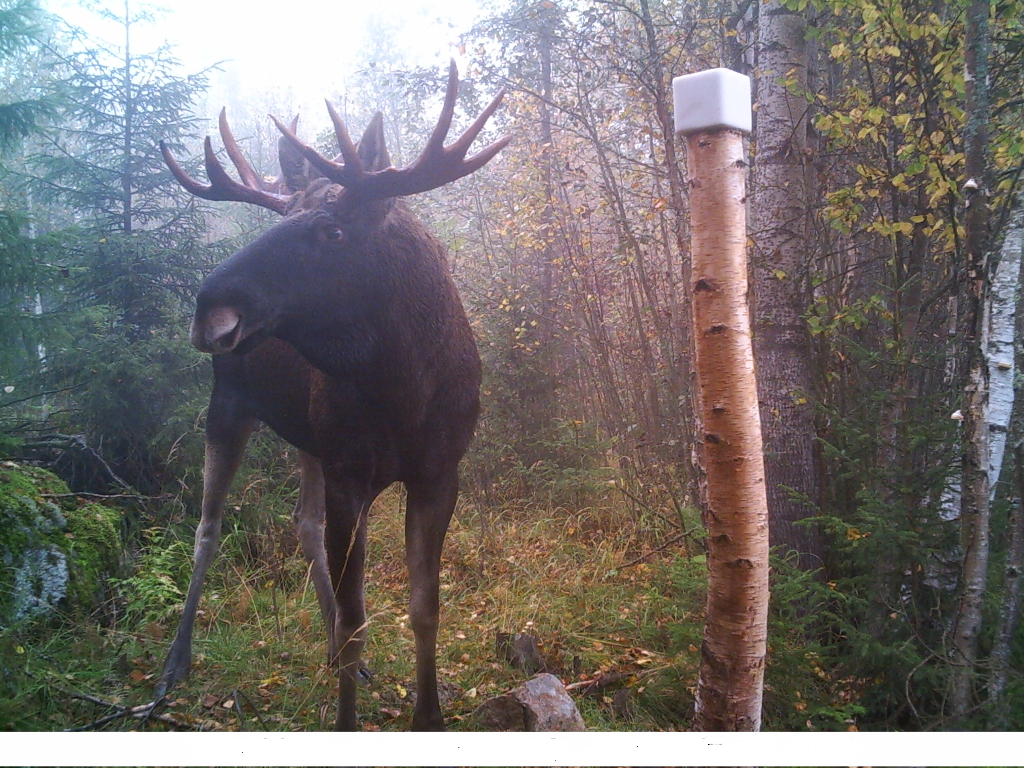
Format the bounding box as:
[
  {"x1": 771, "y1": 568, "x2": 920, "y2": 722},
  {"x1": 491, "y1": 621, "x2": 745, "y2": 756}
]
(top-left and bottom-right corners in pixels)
[
  {"x1": 987, "y1": 202, "x2": 1024, "y2": 728},
  {"x1": 984, "y1": 198, "x2": 1022, "y2": 499},
  {"x1": 686, "y1": 127, "x2": 770, "y2": 731},
  {"x1": 949, "y1": 0, "x2": 993, "y2": 721},
  {"x1": 752, "y1": 0, "x2": 823, "y2": 568}
]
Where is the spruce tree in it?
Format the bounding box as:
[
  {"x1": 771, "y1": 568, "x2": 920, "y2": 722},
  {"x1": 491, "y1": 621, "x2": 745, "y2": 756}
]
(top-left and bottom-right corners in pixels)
[{"x1": 21, "y1": 2, "x2": 215, "y2": 493}]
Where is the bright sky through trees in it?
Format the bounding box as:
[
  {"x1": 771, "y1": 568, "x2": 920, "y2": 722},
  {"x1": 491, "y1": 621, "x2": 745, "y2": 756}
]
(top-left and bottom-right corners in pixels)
[{"x1": 45, "y1": 0, "x2": 482, "y2": 119}]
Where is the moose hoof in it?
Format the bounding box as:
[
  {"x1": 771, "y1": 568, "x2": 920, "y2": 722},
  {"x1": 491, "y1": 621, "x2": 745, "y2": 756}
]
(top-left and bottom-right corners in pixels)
[
  {"x1": 156, "y1": 648, "x2": 192, "y2": 697},
  {"x1": 411, "y1": 712, "x2": 446, "y2": 731}
]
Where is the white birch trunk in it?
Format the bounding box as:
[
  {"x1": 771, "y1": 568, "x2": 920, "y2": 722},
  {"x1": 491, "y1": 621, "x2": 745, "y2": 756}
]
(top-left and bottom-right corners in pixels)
[
  {"x1": 939, "y1": 202, "x2": 1022, "y2": 525},
  {"x1": 986, "y1": 203, "x2": 1024, "y2": 498}
]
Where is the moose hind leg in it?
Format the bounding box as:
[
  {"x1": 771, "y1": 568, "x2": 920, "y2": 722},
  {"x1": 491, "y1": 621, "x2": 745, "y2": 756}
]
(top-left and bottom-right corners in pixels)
[
  {"x1": 293, "y1": 451, "x2": 338, "y2": 666},
  {"x1": 405, "y1": 471, "x2": 459, "y2": 731},
  {"x1": 158, "y1": 414, "x2": 255, "y2": 697},
  {"x1": 324, "y1": 477, "x2": 371, "y2": 731}
]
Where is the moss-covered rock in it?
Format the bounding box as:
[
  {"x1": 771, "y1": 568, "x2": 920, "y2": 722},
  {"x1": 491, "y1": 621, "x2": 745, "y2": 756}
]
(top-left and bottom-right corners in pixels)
[{"x1": 0, "y1": 461, "x2": 121, "y2": 626}]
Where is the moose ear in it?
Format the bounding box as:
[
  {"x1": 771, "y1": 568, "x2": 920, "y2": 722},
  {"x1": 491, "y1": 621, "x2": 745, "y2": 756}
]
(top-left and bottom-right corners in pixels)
[
  {"x1": 278, "y1": 116, "x2": 318, "y2": 192},
  {"x1": 357, "y1": 112, "x2": 391, "y2": 172}
]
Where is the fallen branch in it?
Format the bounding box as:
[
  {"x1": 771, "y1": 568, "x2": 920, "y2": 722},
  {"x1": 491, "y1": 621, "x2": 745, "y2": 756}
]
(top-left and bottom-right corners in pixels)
[
  {"x1": 61, "y1": 691, "x2": 220, "y2": 732},
  {"x1": 564, "y1": 665, "x2": 668, "y2": 695},
  {"x1": 40, "y1": 491, "x2": 171, "y2": 503},
  {"x1": 64, "y1": 699, "x2": 162, "y2": 732},
  {"x1": 28, "y1": 432, "x2": 131, "y2": 489},
  {"x1": 234, "y1": 687, "x2": 269, "y2": 732},
  {"x1": 565, "y1": 670, "x2": 627, "y2": 694},
  {"x1": 231, "y1": 689, "x2": 246, "y2": 731}
]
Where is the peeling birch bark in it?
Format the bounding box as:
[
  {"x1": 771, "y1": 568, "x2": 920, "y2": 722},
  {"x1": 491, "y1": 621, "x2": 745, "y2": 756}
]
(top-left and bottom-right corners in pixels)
[
  {"x1": 986, "y1": 201, "x2": 1023, "y2": 497},
  {"x1": 989, "y1": 204, "x2": 1024, "y2": 727},
  {"x1": 685, "y1": 127, "x2": 769, "y2": 732}
]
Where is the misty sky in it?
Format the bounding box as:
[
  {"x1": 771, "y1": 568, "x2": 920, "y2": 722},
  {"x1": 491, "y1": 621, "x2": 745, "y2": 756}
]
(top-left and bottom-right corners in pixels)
[{"x1": 46, "y1": 0, "x2": 483, "y2": 120}]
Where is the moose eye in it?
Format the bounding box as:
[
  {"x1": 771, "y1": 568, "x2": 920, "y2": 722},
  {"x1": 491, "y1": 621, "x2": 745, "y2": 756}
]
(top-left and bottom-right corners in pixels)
[{"x1": 325, "y1": 227, "x2": 343, "y2": 241}]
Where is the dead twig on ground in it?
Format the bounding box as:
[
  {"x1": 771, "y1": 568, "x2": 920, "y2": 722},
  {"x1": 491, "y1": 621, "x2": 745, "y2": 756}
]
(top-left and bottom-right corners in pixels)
[
  {"x1": 40, "y1": 491, "x2": 171, "y2": 503},
  {"x1": 60, "y1": 691, "x2": 220, "y2": 732},
  {"x1": 234, "y1": 687, "x2": 269, "y2": 732}
]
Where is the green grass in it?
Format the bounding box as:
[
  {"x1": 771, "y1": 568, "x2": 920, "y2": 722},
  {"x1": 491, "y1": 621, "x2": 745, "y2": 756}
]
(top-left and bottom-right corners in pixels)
[{"x1": 2, "y1": 484, "x2": 709, "y2": 731}]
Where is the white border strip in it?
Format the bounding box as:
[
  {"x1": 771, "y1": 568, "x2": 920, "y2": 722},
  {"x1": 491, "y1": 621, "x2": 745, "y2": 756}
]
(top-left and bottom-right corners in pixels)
[{"x1": 4, "y1": 731, "x2": 1023, "y2": 766}]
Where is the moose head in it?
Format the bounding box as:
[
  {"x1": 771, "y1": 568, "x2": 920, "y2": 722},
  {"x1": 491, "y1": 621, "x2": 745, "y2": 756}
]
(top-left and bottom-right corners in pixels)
[{"x1": 163, "y1": 63, "x2": 507, "y2": 365}]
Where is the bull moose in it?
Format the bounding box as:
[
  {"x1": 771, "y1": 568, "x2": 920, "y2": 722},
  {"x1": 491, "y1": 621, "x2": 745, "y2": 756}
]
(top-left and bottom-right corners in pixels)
[{"x1": 158, "y1": 62, "x2": 508, "y2": 730}]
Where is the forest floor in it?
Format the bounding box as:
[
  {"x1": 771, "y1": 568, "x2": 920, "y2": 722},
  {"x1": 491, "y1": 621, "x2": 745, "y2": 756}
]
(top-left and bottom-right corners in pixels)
[{"x1": 4, "y1": 487, "x2": 715, "y2": 732}]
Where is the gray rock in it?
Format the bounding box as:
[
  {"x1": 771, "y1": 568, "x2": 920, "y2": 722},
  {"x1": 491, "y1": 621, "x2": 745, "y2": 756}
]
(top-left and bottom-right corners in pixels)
[{"x1": 472, "y1": 673, "x2": 585, "y2": 731}]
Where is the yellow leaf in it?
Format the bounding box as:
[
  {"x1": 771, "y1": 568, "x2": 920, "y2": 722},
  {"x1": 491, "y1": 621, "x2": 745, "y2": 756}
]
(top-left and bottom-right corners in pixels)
[
  {"x1": 396, "y1": 684, "x2": 408, "y2": 699},
  {"x1": 260, "y1": 672, "x2": 286, "y2": 687},
  {"x1": 846, "y1": 527, "x2": 863, "y2": 540}
]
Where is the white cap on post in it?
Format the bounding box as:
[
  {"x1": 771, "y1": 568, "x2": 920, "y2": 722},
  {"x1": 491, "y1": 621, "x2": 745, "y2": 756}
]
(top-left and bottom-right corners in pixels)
[{"x1": 672, "y1": 68, "x2": 752, "y2": 136}]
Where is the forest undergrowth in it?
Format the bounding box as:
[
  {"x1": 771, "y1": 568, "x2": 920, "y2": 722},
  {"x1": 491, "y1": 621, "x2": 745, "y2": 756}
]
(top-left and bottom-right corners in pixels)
[{"x1": 0, "y1": 475, "x2": 866, "y2": 732}]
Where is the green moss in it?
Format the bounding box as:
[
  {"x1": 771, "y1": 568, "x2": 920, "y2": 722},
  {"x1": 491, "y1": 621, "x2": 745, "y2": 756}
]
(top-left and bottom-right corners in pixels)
[
  {"x1": 0, "y1": 462, "x2": 74, "y2": 510},
  {"x1": 62, "y1": 503, "x2": 121, "y2": 609},
  {"x1": 0, "y1": 462, "x2": 121, "y2": 625}
]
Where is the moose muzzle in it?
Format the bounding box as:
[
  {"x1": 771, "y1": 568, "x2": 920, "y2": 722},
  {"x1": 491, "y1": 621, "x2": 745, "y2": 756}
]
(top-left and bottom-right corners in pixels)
[{"x1": 191, "y1": 306, "x2": 244, "y2": 354}]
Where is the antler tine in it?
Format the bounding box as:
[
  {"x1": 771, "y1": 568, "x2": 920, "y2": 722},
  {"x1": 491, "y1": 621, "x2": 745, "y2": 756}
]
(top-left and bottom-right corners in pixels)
[
  {"x1": 325, "y1": 101, "x2": 363, "y2": 173},
  {"x1": 204, "y1": 137, "x2": 244, "y2": 193},
  {"x1": 159, "y1": 131, "x2": 291, "y2": 215},
  {"x1": 218, "y1": 108, "x2": 261, "y2": 190},
  {"x1": 421, "y1": 59, "x2": 460, "y2": 158},
  {"x1": 459, "y1": 133, "x2": 514, "y2": 176},
  {"x1": 161, "y1": 139, "x2": 213, "y2": 198},
  {"x1": 447, "y1": 87, "x2": 508, "y2": 159},
  {"x1": 271, "y1": 112, "x2": 362, "y2": 186}
]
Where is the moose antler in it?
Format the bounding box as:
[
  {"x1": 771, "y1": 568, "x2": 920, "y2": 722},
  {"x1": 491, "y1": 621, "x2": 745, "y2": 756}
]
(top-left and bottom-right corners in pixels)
[
  {"x1": 160, "y1": 109, "x2": 294, "y2": 215},
  {"x1": 270, "y1": 60, "x2": 510, "y2": 203}
]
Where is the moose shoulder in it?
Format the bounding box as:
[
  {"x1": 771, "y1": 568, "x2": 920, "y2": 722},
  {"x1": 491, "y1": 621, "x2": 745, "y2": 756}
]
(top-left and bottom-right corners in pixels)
[{"x1": 160, "y1": 62, "x2": 508, "y2": 731}]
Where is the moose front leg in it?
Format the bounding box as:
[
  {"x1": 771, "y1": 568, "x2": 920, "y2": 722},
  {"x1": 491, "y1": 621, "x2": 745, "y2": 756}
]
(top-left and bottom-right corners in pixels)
[
  {"x1": 157, "y1": 411, "x2": 255, "y2": 697},
  {"x1": 323, "y1": 474, "x2": 371, "y2": 731},
  {"x1": 404, "y1": 471, "x2": 459, "y2": 731},
  {"x1": 293, "y1": 450, "x2": 338, "y2": 666}
]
